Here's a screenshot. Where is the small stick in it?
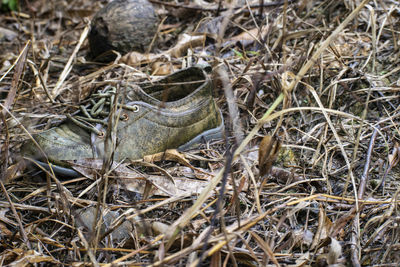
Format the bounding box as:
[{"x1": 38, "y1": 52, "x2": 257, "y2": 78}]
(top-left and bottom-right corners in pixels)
[
  {"x1": 0, "y1": 181, "x2": 31, "y2": 249},
  {"x1": 52, "y1": 24, "x2": 90, "y2": 99},
  {"x1": 350, "y1": 128, "x2": 378, "y2": 267}
]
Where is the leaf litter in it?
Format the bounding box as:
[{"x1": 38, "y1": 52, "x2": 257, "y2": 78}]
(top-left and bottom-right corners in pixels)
[{"x1": 1, "y1": 0, "x2": 400, "y2": 265}]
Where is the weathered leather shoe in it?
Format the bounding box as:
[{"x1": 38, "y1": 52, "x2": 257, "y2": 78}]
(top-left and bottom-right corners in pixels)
[{"x1": 22, "y1": 67, "x2": 223, "y2": 176}]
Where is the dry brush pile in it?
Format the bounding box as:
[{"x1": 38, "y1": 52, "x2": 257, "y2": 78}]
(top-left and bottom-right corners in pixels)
[{"x1": 1, "y1": 0, "x2": 400, "y2": 266}]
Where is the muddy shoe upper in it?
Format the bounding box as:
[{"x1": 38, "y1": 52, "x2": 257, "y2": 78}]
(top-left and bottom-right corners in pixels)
[{"x1": 22, "y1": 67, "x2": 223, "y2": 168}]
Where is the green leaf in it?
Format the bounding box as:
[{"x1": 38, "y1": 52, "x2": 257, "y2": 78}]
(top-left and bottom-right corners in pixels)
[
  {"x1": 2, "y1": 0, "x2": 18, "y2": 11},
  {"x1": 247, "y1": 51, "x2": 260, "y2": 56},
  {"x1": 9, "y1": 1, "x2": 18, "y2": 11},
  {"x1": 232, "y1": 49, "x2": 243, "y2": 58}
]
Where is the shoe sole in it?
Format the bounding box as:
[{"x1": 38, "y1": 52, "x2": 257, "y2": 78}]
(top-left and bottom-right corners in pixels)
[
  {"x1": 32, "y1": 159, "x2": 81, "y2": 178},
  {"x1": 178, "y1": 115, "x2": 225, "y2": 151}
]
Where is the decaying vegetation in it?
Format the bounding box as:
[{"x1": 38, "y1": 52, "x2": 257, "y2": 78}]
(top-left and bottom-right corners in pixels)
[{"x1": 1, "y1": 0, "x2": 400, "y2": 265}]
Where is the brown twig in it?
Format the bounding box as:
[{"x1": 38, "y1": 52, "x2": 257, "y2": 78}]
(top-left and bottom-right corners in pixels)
[
  {"x1": 149, "y1": 0, "x2": 294, "y2": 12},
  {"x1": 0, "y1": 181, "x2": 31, "y2": 249},
  {"x1": 350, "y1": 128, "x2": 379, "y2": 267}
]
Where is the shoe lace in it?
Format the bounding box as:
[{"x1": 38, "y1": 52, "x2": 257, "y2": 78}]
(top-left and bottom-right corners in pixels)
[{"x1": 67, "y1": 86, "x2": 139, "y2": 136}]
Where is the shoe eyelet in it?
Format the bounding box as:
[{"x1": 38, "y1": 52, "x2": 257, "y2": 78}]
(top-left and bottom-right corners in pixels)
[
  {"x1": 121, "y1": 113, "x2": 129, "y2": 121},
  {"x1": 132, "y1": 105, "x2": 139, "y2": 113}
]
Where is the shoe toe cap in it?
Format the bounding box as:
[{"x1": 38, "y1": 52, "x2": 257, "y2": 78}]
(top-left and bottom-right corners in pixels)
[{"x1": 22, "y1": 123, "x2": 93, "y2": 163}]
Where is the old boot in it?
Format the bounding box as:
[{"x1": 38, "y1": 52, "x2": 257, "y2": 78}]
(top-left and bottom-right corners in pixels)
[{"x1": 22, "y1": 67, "x2": 223, "y2": 176}]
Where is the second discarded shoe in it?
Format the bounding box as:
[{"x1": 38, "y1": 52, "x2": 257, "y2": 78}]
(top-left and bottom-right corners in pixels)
[{"x1": 22, "y1": 67, "x2": 224, "y2": 175}]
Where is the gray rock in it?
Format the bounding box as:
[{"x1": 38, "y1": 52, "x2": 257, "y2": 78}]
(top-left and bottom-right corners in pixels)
[
  {"x1": 89, "y1": 0, "x2": 159, "y2": 60},
  {"x1": 75, "y1": 206, "x2": 133, "y2": 242}
]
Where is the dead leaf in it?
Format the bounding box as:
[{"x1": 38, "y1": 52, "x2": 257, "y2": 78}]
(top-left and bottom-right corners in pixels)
[
  {"x1": 387, "y1": 142, "x2": 400, "y2": 170},
  {"x1": 210, "y1": 250, "x2": 221, "y2": 267},
  {"x1": 330, "y1": 208, "x2": 356, "y2": 238},
  {"x1": 144, "y1": 149, "x2": 188, "y2": 165},
  {"x1": 69, "y1": 159, "x2": 209, "y2": 197},
  {"x1": 195, "y1": 16, "x2": 223, "y2": 39},
  {"x1": 151, "y1": 61, "x2": 176, "y2": 75},
  {"x1": 314, "y1": 237, "x2": 345, "y2": 267},
  {"x1": 75, "y1": 206, "x2": 134, "y2": 242},
  {"x1": 1, "y1": 248, "x2": 57, "y2": 266},
  {"x1": 0, "y1": 41, "x2": 30, "y2": 180},
  {"x1": 231, "y1": 251, "x2": 259, "y2": 267},
  {"x1": 167, "y1": 33, "x2": 206, "y2": 58},
  {"x1": 0, "y1": 209, "x2": 17, "y2": 229},
  {"x1": 230, "y1": 26, "x2": 269, "y2": 46},
  {"x1": 142, "y1": 149, "x2": 209, "y2": 177},
  {"x1": 380, "y1": 142, "x2": 400, "y2": 188},
  {"x1": 327, "y1": 238, "x2": 343, "y2": 265},
  {"x1": 250, "y1": 231, "x2": 280, "y2": 266},
  {"x1": 270, "y1": 166, "x2": 303, "y2": 184},
  {"x1": 152, "y1": 221, "x2": 170, "y2": 236},
  {"x1": 0, "y1": 27, "x2": 17, "y2": 41},
  {"x1": 258, "y1": 135, "x2": 281, "y2": 177},
  {"x1": 144, "y1": 175, "x2": 208, "y2": 197},
  {"x1": 120, "y1": 34, "x2": 205, "y2": 66},
  {"x1": 295, "y1": 252, "x2": 310, "y2": 267},
  {"x1": 2, "y1": 161, "x2": 24, "y2": 183},
  {"x1": 0, "y1": 222, "x2": 13, "y2": 236},
  {"x1": 120, "y1": 51, "x2": 163, "y2": 66},
  {"x1": 311, "y1": 206, "x2": 333, "y2": 250}
]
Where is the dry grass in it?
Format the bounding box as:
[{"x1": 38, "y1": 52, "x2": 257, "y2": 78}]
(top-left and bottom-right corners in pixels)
[{"x1": 1, "y1": 0, "x2": 400, "y2": 266}]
